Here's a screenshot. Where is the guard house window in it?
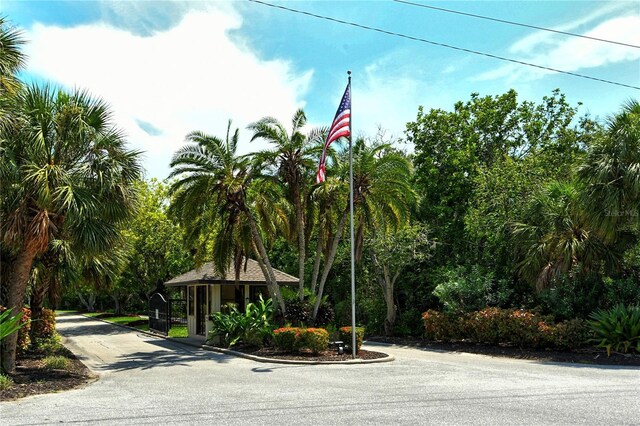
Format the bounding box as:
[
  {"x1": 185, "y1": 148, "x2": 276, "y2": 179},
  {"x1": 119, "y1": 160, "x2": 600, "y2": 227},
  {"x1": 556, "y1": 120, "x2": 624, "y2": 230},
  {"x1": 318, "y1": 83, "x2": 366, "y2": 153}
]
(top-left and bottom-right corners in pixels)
[{"x1": 220, "y1": 285, "x2": 244, "y2": 312}]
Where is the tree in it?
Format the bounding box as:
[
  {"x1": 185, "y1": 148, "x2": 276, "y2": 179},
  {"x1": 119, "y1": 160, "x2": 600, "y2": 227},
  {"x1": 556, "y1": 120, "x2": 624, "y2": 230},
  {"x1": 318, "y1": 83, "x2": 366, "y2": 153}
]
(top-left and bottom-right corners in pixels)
[
  {"x1": 0, "y1": 84, "x2": 141, "y2": 372},
  {"x1": 367, "y1": 224, "x2": 433, "y2": 335},
  {"x1": 114, "y1": 179, "x2": 193, "y2": 313},
  {"x1": 0, "y1": 17, "x2": 26, "y2": 98},
  {"x1": 578, "y1": 99, "x2": 640, "y2": 244},
  {"x1": 248, "y1": 110, "x2": 323, "y2": 300},
  {"x1": 169, "y1": 121, "x2": 287, "y2": 314},
  {"x1": 311, "y1": 138, "x2": 415, "y2": 320},
  {"x1": 407, "y1": 89, "x2": 593, "y2": 268}
]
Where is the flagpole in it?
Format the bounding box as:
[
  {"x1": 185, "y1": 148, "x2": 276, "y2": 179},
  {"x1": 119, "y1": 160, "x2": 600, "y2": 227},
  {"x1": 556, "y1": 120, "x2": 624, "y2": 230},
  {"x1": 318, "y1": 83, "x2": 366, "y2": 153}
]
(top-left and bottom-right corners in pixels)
[{"x1": 347, "y1": 70, "x2": 356, "y2": 359}]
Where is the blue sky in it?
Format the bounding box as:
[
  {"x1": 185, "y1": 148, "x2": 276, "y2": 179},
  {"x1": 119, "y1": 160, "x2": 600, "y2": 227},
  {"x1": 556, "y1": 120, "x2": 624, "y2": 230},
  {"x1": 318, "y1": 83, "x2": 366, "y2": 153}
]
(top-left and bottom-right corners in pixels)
[{"x1": 2, "y1": 1, "x2": 639, "y2": 179}]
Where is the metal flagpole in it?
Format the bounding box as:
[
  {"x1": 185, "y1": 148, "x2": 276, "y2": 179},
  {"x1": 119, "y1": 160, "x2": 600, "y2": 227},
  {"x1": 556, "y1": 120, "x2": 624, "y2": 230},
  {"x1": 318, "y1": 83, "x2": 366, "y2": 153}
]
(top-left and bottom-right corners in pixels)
[{"x1": 348, "y1": 70, "x2": 356, "y2": 359}]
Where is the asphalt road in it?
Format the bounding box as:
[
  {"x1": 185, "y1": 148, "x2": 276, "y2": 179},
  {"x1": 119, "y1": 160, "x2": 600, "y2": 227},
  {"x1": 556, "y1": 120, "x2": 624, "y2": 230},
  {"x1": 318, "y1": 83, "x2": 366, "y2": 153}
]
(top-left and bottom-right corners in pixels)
[{"x1": 1, "y1": 314, "x2": 638, "y2": 425}]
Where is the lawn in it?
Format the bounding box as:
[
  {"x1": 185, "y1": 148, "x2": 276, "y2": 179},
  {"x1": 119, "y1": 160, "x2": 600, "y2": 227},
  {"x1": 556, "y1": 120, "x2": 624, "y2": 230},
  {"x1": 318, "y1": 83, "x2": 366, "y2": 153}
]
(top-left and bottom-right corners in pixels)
[{"x1": 168, "y1": 326, "x2": 188, "y2": 338}]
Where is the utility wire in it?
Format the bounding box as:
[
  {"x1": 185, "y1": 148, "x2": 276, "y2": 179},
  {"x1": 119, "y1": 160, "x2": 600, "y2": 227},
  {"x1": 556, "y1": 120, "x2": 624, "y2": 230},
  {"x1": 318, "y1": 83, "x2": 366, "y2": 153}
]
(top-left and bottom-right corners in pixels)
[
  {"x1": 248, "y1": 0, "x2": 639, "y2": 90},
  {"x1": 393, "y1": 0, "x2": 640, "y2": 49}
]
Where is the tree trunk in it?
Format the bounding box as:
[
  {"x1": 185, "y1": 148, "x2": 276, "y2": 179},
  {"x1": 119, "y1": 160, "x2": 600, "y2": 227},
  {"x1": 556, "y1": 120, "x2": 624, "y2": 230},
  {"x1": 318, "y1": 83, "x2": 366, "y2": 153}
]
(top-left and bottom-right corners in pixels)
[
  {"x1": 112, "y1": 296, "x2": 122, "y2": 316},
  {"x1": 77, "y1": 292, "x2": 96, "y2": 312},
  {"x1": 294, "y1": 187, "x2": 306, "y2": 301},
  {"x1": 29, "y1": 275, "x2": 49, "y2": 343},
  {"x1": 1, "y1": 246, "x2": 37, "y2": 374},
  {"x1": 245, "y1": 210, "x2": 286, "y2": 315},
  {"x1": 310, "y1": 231, "x2": 323, "y2": 296},
  {"x1": 383, "y1": 278, "x2": 396, "y2": 337},
  {"x1": 312, "y1": 207, "x2": 349, "y2": 321}
]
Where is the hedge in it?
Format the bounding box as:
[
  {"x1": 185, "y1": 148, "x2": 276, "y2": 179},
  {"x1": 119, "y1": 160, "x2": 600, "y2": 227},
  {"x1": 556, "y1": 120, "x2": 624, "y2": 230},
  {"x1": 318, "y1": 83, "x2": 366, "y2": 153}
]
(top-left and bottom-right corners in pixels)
[
  {"x1": 422, "y1": 308, "x2": 592, "y2": 350},
  {"x1": 273, "y1": 327, "x2": 330, "y2": 354}
]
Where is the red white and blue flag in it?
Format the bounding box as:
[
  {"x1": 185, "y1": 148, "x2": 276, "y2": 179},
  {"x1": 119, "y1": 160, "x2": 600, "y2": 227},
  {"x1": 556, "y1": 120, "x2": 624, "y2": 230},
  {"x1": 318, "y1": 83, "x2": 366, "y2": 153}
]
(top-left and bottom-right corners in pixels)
[{"x1": 316, "y1": 82, "x2": 351, "y2": 183}]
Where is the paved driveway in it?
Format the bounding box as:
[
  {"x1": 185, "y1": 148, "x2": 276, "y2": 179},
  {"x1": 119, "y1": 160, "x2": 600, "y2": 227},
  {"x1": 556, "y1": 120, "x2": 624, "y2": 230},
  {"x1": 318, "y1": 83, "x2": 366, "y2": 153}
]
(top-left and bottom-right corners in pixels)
[{"x1": 1, "y1": 314, "x2": 638, "y2": 425}]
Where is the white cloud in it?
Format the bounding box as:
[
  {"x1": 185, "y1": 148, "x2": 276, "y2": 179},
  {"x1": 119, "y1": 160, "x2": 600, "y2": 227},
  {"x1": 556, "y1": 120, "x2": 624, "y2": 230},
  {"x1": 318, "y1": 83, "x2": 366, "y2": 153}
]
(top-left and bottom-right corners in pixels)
[
  {"x1": 24, "y1": 6, "x2": 312, "y2": 179},
  {"x1": 475, "y1": 11, "x2": 640, "y2": 84}
]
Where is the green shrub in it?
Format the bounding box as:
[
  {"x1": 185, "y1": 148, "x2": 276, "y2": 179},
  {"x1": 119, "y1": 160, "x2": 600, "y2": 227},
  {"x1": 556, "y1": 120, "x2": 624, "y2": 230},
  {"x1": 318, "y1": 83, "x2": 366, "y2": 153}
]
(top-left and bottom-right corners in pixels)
[
  {"x1": 43, "y1": 355, "x2": 71, "y2": 370},
  {"x1": 538, "y1": 273, "x2": 603, "y2": 320},
  {"x1": 549, "y1": 319, "x2": 592, "y2": 350},
  {"x1": 433, "y1": 266, "x2": 509, "y2": 313},
  {"x1": 273, "y1": 327, "x2": 299, "y2": 352},
  {"x1": 208, "y1": 296, "x2": 274, "y2": 348},
  {"x1": 30, "y1": 334, "x2": 65, "y2": 356},
  {"x1": 589, "y1": 304, "x2": 640, "y2": 356},
  {"x1": 0, "y1": 374, "x2": 13, "y2": 390},
  {"x1": 394, "y1": 307, "x2": 424, "y2": 337},
  {"x1": 0, "y1": 307, "x2": 27, "y2": 343},
  {"x1": 338, "y1": 326, "x2": 365, "y2": 353}
]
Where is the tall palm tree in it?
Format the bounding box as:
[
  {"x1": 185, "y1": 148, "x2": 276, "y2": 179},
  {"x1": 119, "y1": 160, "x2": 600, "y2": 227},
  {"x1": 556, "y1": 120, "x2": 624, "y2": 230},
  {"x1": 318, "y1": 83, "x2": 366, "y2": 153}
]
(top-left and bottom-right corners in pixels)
[
  {"x1": 0, "y1": 84, "x2": 141, "y2": 372},
  {"x1": 311, "y1": 139, "x2": 415, "y2": 319},
  {"x1": 169, "y1": 121, "x2": 287, "y2": 313},
  {"x1": 578, "y1": 99, "x2": 640, "y2": 243},
  {"x1": 248, "y1": 109, "x2": 324, "y2": 300}
]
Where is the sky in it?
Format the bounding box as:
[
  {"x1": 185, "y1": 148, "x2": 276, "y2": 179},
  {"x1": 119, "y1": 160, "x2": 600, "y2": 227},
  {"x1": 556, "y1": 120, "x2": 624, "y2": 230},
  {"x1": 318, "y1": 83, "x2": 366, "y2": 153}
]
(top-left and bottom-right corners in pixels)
[{"x1": 2, "y1": 0, "x2": 639, "y2": 179}]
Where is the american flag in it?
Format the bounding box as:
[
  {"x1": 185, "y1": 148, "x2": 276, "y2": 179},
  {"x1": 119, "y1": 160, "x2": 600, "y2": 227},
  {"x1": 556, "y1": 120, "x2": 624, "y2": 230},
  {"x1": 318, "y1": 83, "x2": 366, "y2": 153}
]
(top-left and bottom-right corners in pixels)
[{"x1": 316, "y1": 82, "x2": 351, "y2": 183}]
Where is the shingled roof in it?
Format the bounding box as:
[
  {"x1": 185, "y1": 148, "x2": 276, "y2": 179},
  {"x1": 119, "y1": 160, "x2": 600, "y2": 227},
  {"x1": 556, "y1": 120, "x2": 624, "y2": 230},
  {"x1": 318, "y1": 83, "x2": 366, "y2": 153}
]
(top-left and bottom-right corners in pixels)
[{"x1": 164, "y1": 258, "x2": 298, "y2": 286}]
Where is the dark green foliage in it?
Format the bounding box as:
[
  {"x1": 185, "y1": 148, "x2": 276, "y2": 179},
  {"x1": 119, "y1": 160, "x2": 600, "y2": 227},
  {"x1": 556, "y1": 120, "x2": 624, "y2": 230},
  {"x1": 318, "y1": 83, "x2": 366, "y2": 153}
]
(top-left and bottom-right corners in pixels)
[
  {"x1": 284, "y1": 298, "x2": 312, "y2": 326},
  {"x1": 432, "y1": 266, "x2": 512, "y2": 314},
  {"x1": 537, "y1": 273, "x2": 605, "y2": 320},
  {"x1": 394, "y1": 307, "x2": 424, "y2": 337},
  {"x1": 315, "y1": 303, "x2": 334, "y2": 327},
  {"x1": 589, "y1": 304, "x2": 640, "y2": 356}
]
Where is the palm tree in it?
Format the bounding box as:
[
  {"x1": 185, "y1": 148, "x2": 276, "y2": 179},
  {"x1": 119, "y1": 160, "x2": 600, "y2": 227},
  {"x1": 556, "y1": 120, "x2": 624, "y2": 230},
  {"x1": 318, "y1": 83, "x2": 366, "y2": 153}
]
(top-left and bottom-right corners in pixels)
[
  {"x1": 311, "y1": 139, "x2": 415, "y2": 320},
  {"x1": 513, "y1": 181, "x2": 620, "y2": 290},
  {"x1": 248, "y1": 109, "x2": 324, "y2": 300},
  {"x1": 578, "y1": 99, "x2": 640, "y2": 243},
  {"x1": 0, "y1": 17, "x2": 26, "y2": 97},
  {"x1": 169, "y1": 121, "x2": 287, "y2": 314},
  {"x1": 0, "y1": 84, "x2": 141, "y2": 372}
]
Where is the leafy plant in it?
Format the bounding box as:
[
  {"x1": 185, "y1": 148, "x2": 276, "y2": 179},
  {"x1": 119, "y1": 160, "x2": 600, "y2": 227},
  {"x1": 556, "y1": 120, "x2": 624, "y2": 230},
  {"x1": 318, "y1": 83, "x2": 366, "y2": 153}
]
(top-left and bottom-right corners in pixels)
[
  {"x1": 0, "y1": 374, "x2": 13, "y2": 390},
  {"x1": 0, "y1": 308, "x2": 25, "y2": 342},
  {"x1": 43, "y1": 355, "x2": 71, "y2": 370},
  {"x1": 589, "y1": 304, "x2": 640, "y2": 356},
  {"x1": 207, "y1": 296, "x2": 274, "y2": 348},
  {"x1": 272, "y1": 327, "x2": 329, "y2": 353}
]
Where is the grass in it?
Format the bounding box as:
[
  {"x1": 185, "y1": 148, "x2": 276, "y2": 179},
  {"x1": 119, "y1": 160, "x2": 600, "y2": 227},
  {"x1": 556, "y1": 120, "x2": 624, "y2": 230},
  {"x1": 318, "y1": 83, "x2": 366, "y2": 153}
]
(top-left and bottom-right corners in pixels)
[
  {"x1": 43, "y1": 355, "x2": 71, "y2": 370},
  {"x1": 0, "y1": 374, "x2": 13, "y2": 390},
  {"x1": 54, "y1": 310, "x2": 78, "y2": 316},
  {"x1": 168, "y1": 326, "x2": 188, "y2": 338}
]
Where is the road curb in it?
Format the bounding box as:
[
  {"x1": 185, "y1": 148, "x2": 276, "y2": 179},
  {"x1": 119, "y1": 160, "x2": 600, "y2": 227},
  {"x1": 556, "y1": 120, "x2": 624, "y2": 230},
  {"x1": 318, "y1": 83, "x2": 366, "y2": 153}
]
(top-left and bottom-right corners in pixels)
[
  {"x1": 201, "y1": 345, "x2": 395, "y2": 365},
  {"x1": 75, "y1": 313, "x2": 394, "y2": 364}
]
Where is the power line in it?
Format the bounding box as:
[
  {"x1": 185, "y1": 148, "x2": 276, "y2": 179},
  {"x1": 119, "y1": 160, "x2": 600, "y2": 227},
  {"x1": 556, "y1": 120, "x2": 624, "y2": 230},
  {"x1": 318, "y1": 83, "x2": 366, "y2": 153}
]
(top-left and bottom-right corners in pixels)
[
  {"x1": 247, "y1": 0, "x2": 640, "y2": 90},
  {"x1": 393, "y1": 0, "x2": 640, "y2": 49}
]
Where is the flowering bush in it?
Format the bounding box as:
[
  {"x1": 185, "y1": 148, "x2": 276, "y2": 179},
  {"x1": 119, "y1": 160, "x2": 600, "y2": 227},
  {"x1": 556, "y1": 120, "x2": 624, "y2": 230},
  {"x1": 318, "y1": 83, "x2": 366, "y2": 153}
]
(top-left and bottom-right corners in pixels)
[
  {"x1": 422, "y1": 310, "x2": 461, "y2": 341},
  {"x1": 273, "y1": 327, "x2": 330, "y2": 353},
  {"x1": 273, "y1": 327, "x2": 299, "y2": 352},
  {"x1": 422, "y1": 307, "x2": 590, "y2": 350},
  {"x1": 31, "y1": 308, "x2": 56, "y2": 340},
  {"x1": 338, "y1": 326, "x2": 365, "y2": 353},
  {"x1": 299, "y1": 328, "x2": 329, "y2": 353}
]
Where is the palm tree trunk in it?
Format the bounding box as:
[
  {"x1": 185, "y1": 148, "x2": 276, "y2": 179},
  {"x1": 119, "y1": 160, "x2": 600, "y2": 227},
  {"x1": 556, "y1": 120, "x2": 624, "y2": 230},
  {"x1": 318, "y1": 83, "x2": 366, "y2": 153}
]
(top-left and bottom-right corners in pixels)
[
  {"x1": 310, "y1": 231, "x2": 323, "y2": 296},
  {"x1": 294, "y1": 188, "x2": 306, "y2": 301},
  {"x1": 29, "y1": 275, "x2": 49, "y2": 343},
  {"x1": 312, "y1": 207, "x2": 349, "y2": 321},
  {"x1": 1, "y1": 246, "x2": 37, "y2": 374},
  {"x1": 245, "y1": 210, "x2": 286, "y2": 315}
]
